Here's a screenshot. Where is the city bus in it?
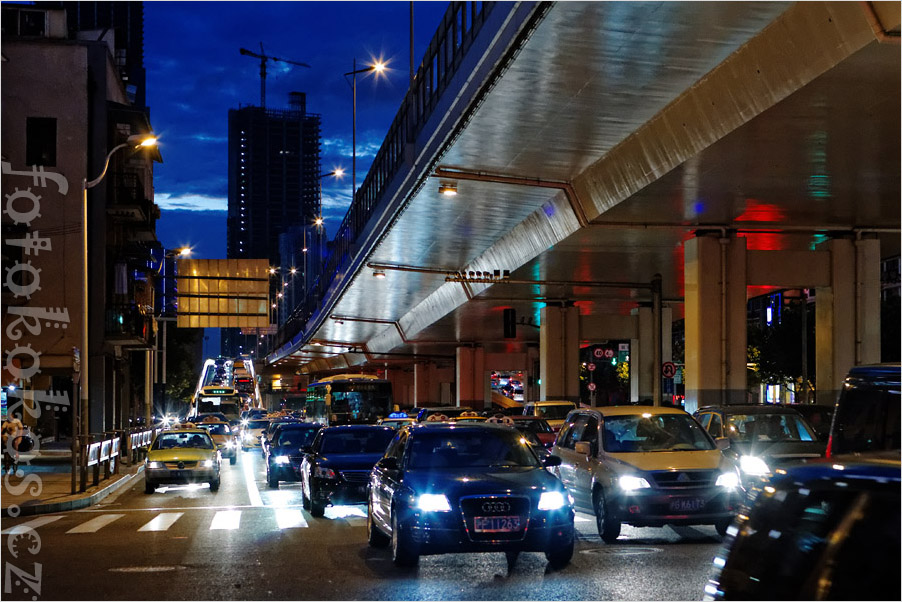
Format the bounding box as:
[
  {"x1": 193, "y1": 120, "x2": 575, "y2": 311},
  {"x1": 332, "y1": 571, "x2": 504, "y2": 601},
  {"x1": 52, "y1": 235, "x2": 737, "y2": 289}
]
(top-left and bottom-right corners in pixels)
[
  {"x1": 191, "y1": 385, "x2": 243, "y2": 427},
  {"x1": 305, "y1": 374, "x2": 393, "y2": 426}
]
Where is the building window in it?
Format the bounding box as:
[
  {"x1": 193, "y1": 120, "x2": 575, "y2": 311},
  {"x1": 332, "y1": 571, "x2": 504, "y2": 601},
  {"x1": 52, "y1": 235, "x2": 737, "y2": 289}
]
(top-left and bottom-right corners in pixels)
[{"x1": 26, "y1": 117, "x2": 56, "y2": 166}]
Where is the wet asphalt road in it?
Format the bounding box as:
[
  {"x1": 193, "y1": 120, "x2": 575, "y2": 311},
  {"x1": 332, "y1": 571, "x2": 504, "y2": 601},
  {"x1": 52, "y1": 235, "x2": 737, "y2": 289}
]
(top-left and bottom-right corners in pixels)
[{"x1": 1, "y1": 450, "x2": 723, "y2": 600}]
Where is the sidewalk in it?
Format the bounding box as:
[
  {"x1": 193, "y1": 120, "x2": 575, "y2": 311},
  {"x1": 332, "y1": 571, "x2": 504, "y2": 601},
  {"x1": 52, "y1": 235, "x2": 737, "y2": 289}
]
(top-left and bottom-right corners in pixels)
[{"x1": 1, "y1": 441, "x2": 145, "y2": 518}]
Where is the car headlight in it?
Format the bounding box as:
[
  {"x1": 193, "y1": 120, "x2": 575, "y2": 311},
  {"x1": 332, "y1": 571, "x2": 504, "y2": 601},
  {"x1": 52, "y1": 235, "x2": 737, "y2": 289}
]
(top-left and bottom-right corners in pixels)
[
  {"x1": 314, "y1": 466, "x2": 337, "y2": 479},
  {"x1": 225, "y1": 440, "x2": 236, "y2": 448},
  {"x1": 275, "y1": 455, "x2": 290, "y2": 465},
  {"x1": 416, "y1": 493, "x2": 452, "y2": 512},
  {"x1": 739, "y1": 455, "x2": 770, "y2": 476},
  {"x1": 538, "y1": 491, "x2": 567, "y2": 511},
  {"x1": 200, "y1": 459, "x2": 214, "y2": 468},
  {"x1": 618, "y1": 475, "x2": 651, "y2": 491},
  {"x1": 241, "y1": 419, "x2": 249, "y2": 427},
  {"x1": 716, "y1": 471, "x2": 740, "y2": 489},
  {"x1": 147, "y1": 461, "x2": 164, "y2": 469}
]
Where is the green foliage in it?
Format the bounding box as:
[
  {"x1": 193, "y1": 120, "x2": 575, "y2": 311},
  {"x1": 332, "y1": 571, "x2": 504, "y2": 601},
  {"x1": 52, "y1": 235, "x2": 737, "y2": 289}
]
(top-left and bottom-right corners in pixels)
[
  {"x1": 747, "y1": 300, "x2": 814, "y2": 388},
  {"x1": 165, "y1": 326, "x2": 204, "y2": 404}
]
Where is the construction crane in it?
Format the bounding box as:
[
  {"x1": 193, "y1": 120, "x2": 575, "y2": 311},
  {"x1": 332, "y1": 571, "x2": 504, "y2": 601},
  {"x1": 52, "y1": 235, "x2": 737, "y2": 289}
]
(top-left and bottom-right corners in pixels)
[{"x1": 239, "y1": 43, "x2": 310, "y2": 108}]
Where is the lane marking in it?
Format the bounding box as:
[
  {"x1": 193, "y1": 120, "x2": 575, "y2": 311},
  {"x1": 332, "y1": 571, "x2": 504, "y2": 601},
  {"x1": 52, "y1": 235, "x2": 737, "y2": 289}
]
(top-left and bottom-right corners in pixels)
[
  {"x1": 274, "y1": 508, "x2": 308, "y2": 529},
  {"x1": 109, "y1": 565, "x2": 186, "y2": 573},
  {"x1": 66, "y1": 513, "x2": 125, "y2": 533},
  {"x1": 324, "y1": 505, "x2": 366, "y2": 520},
  {"x1": 242, "y1": 455, "x2": 264, "y2": 507},
  {"x1": 78, "y1": 503, "x2": 306, "y2": 513},
  {"x1": 138, "y1": 512, "x2": 184, "y2": 532},
  {"x1": 210, "y1": 510, "x2": 241, "y2": 530},
  {"x1": 1, "y1": 515, "x2": 63, "y2": 535}
]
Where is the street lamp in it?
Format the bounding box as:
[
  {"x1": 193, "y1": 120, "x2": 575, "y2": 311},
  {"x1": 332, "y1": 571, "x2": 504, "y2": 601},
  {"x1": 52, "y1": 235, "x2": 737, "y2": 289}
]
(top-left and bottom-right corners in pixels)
[
  {"x1": 77, "y1": 133, "x2": 156, "y2": 493},
  {"x1": 344, "y1": 60, "x2": 386, "y2": 201},
  {"x1": 154, "y1": 246, "x2": 191, "y2": 424}
]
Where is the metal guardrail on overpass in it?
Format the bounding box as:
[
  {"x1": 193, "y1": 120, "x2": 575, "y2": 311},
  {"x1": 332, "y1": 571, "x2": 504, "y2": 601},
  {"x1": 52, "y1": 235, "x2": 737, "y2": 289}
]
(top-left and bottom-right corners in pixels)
[{"x1": 274, "y1": 1, "x2": 545, "y2": 356}]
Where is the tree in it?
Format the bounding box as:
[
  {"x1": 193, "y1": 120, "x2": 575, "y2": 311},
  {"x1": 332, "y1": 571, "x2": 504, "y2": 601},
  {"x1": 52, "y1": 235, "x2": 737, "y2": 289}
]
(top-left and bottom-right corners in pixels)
[{"x1": 747, "y1": 299, "x2": 815, "y2": 394}]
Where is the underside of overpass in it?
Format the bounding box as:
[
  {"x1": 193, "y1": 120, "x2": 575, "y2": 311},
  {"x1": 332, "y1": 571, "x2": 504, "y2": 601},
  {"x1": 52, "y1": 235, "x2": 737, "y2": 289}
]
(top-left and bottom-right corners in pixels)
[{"x1": 267, "y1": 1, "x2": 900, "y2": 411}]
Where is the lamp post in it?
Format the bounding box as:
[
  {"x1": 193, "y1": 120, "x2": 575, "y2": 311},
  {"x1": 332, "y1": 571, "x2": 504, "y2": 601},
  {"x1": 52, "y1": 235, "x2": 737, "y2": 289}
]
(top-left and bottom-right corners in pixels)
[
  {"x1": 154, "y1": 246, "x2": 190, "y2": 425},
  {"x1": 343, "y1": 60, "x2": 385, "y2": 201},
  {"x1": 77, "y1": 133, "x2": 156, "y2": 493}
]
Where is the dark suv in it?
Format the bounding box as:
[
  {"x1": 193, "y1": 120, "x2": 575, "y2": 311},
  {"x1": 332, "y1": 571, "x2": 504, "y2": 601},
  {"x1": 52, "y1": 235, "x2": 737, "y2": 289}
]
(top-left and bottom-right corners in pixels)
[
  {"x1": 827, "y1": 363, "x2": 901, "y2": 458},
  {"x1": 264, "y1": 422, "x2": 322, "y2": 488}
]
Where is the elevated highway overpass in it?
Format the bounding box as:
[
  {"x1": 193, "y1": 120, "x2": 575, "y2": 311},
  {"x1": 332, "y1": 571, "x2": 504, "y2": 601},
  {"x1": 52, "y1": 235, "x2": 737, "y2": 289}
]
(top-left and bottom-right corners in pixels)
[{"x1": 268, "y1": 1, "x2": 900, "y2": 413}]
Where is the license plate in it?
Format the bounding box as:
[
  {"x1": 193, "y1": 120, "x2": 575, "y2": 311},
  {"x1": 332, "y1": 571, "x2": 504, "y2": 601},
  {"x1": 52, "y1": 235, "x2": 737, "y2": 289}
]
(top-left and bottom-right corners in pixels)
[
  {"x1": 670, "y1": 498, "x2": 705, "y2": 512},
  {"x1": 474, "y1": 516, "x2": 521, "y2": 533},
  {"x1": 170, "y1": 470, "x2": 187, "y2": 479}
]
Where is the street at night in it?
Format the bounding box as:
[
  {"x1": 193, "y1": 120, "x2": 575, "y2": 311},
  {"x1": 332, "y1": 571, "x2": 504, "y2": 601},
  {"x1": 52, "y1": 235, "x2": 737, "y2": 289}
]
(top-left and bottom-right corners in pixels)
[{"x1": 2, "y1": 450, "x2": 723, "y2": 601}]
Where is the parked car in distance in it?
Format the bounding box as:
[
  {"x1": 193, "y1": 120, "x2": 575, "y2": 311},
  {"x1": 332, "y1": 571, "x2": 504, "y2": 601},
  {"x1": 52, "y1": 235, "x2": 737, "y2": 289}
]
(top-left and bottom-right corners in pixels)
[
  {"x1": 553, "y1": 406, "x2": 741, "y2": 542},
  {"x1": 367, "y1": 422, "x2": 574, "y2": 569},
  {"x1": 693, "y1": 404, "x2": 825, "y2": 497},
  {"x1": 264, "y1": 422, "x2": 323, "y2": 488},
  {"x1": 415, "y1": 406, "x2": 475, "y2": 422},
  {"x1": 144, "y1": 428, "x2": 221, "y2": 493},
  {"x1": 703, "y1": 451, "x2": 901, "y2": 601},
  {"x1": 505, "y1": 415, "x2": 556, "y2": 448},
  {"x1": 827, "y1": 363, "x2": 901, "y2": 458},
  {"x1": 523, "y1": 400, "x2": 577, "y2": 431},
  {"x1": 300, "y1": 425, "x2": 395, "y2": 517}
]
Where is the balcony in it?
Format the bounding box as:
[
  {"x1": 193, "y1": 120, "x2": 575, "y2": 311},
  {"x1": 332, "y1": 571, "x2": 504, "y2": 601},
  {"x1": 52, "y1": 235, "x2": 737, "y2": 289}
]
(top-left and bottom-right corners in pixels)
[
  {"x1": 106, "y1": 172, "x2": 157, "y2": 239},
  {"x1": 104, "y1": 303, "x2": 153, "y2": 348}
]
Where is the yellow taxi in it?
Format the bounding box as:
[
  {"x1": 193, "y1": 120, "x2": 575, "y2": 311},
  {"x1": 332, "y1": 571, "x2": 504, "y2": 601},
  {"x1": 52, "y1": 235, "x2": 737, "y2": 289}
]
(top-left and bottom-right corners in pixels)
[
  {"x1": 144, "y1": 428, "x2": 222, "y2": 494},
  {"x1": 193, "y1": 417, "x2": 239, "y2": 465}
]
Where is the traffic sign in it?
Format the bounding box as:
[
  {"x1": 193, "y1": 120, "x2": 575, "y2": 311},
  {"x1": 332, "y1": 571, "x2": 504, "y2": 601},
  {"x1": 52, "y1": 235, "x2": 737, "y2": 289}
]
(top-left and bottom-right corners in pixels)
[
  {"x1": 593, "y1": 348, "x2": 604, "y2": 359},
  {"x1": 604, "y1": 349, "x2": 614, "y2": 359},
  {"x1": 587, "y1": 363, "x2": 596, "y2": 372},
  {"x1": 587, "y1": 383, "x2": 597, "y2": 392},
  {"x1": 662, "y1": 362, "x2": 677, "y2": 379}
]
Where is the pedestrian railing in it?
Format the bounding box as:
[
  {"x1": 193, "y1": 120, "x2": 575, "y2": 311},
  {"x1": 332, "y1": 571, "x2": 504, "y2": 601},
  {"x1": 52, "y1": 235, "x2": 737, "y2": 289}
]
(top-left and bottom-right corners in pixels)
[{"x1": 76, "y1": 426, "x2": 160, "y2": 493}]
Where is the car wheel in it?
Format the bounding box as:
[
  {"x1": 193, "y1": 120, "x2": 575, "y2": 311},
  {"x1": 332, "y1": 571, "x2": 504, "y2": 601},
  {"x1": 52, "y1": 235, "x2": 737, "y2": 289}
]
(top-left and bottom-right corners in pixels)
[
  {"x1": 367, "y1": 498, "x2": 390, "y2": 548},
  {"x1": 144, "y1": 480, "x2": 155, "y2": 494},
  {"x1": 391, "y1": 508, "x2": 418, "y2": 567},
  {"x1": 209, "y1": 477, "x2": 220, "y2": 492},
  {"x1": 230, "y1": 455, "x2": 237, "y2": 466},
  {"x1": 715, "y1": 518, "x2": 731, "y2": 538},
  {"x1": 301, "y1": 476, "x2": 311, "y2": 510},
  {"x1": 593, "y1": 487, "x2": 621, "y2": 543},
  {"x1": 267, "y1": 467, "x2": 279, "y2": 489},
  {"x1": 505, "y1": 550, "x2": 520, "y2": 572},
  {"x1": 545, "y1": 537, "x2": 574, "y2": 569}
]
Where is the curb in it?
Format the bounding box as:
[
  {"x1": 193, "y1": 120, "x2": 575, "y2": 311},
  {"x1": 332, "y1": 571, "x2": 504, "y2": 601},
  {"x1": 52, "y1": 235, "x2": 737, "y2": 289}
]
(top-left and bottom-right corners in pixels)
[{"x1": 2, "y1": 465, "x2": 145, "y2": 518}]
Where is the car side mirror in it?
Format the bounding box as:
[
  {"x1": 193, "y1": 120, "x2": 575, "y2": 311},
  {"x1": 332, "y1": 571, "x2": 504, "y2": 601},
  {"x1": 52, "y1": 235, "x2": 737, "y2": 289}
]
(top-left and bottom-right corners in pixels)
[
  {"x1": 574, "y1": 441, "x2": 593, "y2": 456},
  {"x1": 715, "y1": 437, "x2": 731, "y2": 450},
  {"x1": 376, "y1": 457, "x2": 398, "y2": 470},
  {"x1": 543, "y1": 454, "x2": 563, "y2": 467}
]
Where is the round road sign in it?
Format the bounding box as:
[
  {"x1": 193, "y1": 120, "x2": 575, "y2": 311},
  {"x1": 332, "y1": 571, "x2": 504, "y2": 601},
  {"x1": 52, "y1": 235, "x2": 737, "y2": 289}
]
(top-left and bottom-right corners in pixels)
[
  {"x1": 593, "y1": 348, "x2": 605, "y2": 359},
  {"x1": 587, "y1": 363, "x2": 596, "y2": 372},
  {"x1": 587, "y1": 383, "x2": 597, "y2": 392},
  {"x1": 662, "y1": 362, "x2": 677, "y2": 379}
]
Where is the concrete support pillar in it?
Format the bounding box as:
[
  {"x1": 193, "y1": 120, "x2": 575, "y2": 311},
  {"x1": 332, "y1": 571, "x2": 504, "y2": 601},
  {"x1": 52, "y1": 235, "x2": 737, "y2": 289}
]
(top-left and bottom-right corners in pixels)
[
  {"x1": 414, "y1": 362, "x2": 430, "y2": 407},
  {"x1": 684, "y1": 234, "x2": 748, "y2": 414},
  {"x1": 540, "y1": 304, "x2": 580, "y2": 403},
  {"x1": 816, "y1": 238, "x2": 881, "y2": 405},
  {"x1": 456, "y1": 346, "x2": 485, "y2": 408},
  {"x1": 631, "y1": 305, "x2": 673, "y2": 402}
]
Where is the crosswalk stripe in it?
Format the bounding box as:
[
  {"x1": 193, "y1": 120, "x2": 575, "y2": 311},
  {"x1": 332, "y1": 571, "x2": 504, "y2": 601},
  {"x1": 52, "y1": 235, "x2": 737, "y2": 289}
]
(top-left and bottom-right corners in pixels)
[
  {"x1": 210, "y1": 510, "x2": 241, "y2": 530},
  {"x1": 138, "y1": 512, "x2": 183, "y2": 532},
  {"x1": 66, "y1": 513, "x2": 125, "y2": 534},
  {"x1": 1, "y1": 515, "x2": 63, "y2": 535},
  {"x1": 274, "y1": 508, "x2": 307, "y2": 529}
]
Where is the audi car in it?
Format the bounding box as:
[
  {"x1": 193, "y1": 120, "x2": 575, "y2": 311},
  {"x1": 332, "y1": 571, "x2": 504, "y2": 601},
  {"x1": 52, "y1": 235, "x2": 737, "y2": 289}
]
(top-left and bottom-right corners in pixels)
[
  {"x1": 300, "y1": 425, "x2": 395, "y2": 517},
  {"x1": 366, "y1": 422, "x2": 574, "y2": 569}
]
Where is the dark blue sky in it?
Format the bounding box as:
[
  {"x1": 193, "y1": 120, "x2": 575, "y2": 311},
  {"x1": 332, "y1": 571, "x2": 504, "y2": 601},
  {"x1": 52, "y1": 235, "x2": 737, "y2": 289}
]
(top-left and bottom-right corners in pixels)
[{"x1": 147, "y1": 1, "x2": 450, "y2": 259}]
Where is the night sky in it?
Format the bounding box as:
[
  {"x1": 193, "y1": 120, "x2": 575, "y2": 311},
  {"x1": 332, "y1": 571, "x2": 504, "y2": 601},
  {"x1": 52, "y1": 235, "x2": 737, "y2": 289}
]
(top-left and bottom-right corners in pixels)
[{"x1": 147, "y1": 1, "x2": 450, "y2": 260}]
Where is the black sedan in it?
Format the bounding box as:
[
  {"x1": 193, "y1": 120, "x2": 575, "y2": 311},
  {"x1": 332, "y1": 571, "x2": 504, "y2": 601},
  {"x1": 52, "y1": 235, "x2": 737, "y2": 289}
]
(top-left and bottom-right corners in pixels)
[
  {"x1": 366, "y1": 422, "x2": 575, "y2": 569},
  {"x1": 300, "y1": 425, "x2": 395, "y2": 517},
  {"x1": 264, "y1": 422, "x2": 323, "y2": 488}
]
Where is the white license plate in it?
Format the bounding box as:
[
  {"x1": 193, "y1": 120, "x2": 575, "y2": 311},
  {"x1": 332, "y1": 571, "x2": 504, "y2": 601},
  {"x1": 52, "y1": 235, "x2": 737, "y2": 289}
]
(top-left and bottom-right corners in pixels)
[
  {"x1": 474, "y1": 516, "x2": 521, "y2": 533},
  {"x1": 670, "y1": 498, "x2": 705, "y2": 512}
]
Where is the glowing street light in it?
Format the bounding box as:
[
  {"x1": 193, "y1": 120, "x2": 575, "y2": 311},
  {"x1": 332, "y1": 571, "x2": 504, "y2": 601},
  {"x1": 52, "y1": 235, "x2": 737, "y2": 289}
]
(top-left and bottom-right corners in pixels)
[{"x1": 344, "y1": 59, "x2": 387, "y2": 201}]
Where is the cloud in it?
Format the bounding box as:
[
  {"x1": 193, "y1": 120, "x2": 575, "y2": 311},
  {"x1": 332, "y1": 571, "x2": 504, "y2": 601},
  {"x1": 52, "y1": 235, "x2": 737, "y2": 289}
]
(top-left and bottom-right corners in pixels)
[{"x1": 155, "y1": 192, "x2": 227, "y2": 211}]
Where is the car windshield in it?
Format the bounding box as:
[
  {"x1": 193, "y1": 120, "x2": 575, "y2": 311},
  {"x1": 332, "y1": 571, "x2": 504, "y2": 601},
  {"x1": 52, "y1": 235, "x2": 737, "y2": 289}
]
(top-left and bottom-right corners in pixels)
[
  {"x1": 277, "y1": 428, "x2": 318, "y2": 448},
  {"x1": 407, "y1": 429, "x2": 541, "y2": 469},
  {"x1": 152, "y1": 432, "x2": 214, "y2": 450},
  {"x1": 197, "y1": 423, "x2": 230, "y2": 436},
  {"x1": 246, "y1": 420, "x2": 269, "y2": 429},
  {"x1": 603, "y1": 413, "x2": 714, "y2": 452},
  {"x1": 725, "y1": 412, "x2": 817, "y2": 443},
  {"x1": 512, "y1": 419, "x2": 553, "y2": 434},
  {"x1": 535, "y1": 404, "x2": 574, "y2": 420},
  {"x1": 320, "y1": 429, "x2": 394, "y2": 454}
]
